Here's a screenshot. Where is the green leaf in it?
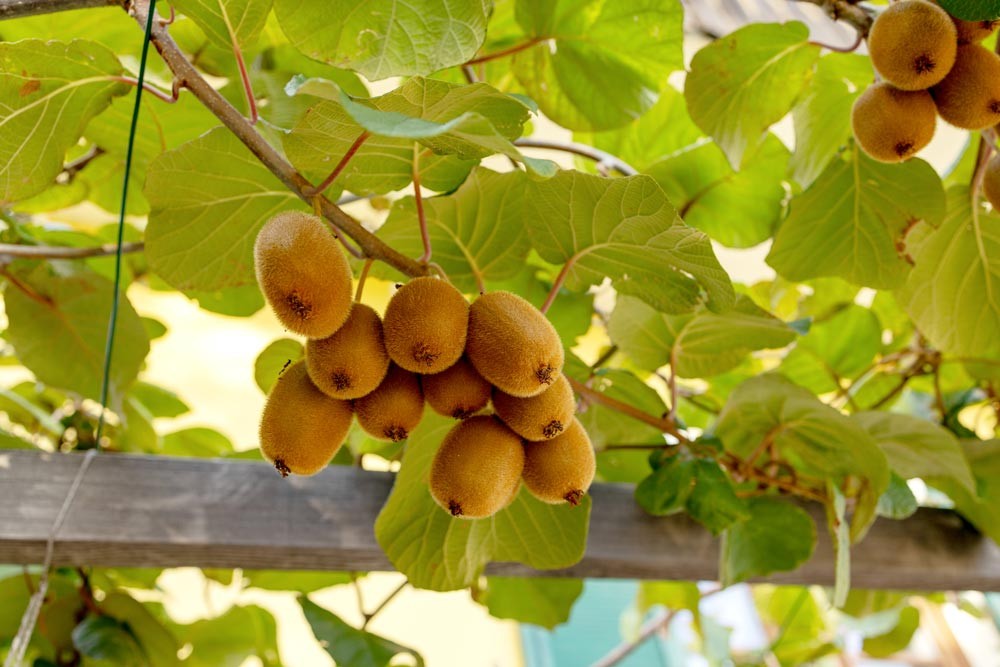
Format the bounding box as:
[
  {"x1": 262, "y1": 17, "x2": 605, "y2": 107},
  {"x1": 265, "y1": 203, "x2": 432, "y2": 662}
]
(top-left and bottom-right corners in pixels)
[
  {"x1": 372, "y1": 169, "x2": 530, "y2": 293},
  {"x1": 720, "y1": 497, "x2": 816, "y2": 584},
  {"x1": 853, "y1": 411, "x2": 976, "y2": 495},
  {"x1": 512, "y1": 0, "x2": 684, "y2": 131},
  {"x1": 768, "y1": 146, "x2": 946, "y2": 289},
  {"x1": 789, "y1": 53, "x2": 872, "y2": 188},
  {"x1": 72, "y1": 616, "x2": 146, "y2": 666},
  {"x1": 4, "y1": 269, "x2": 149, "y2": 405},
  {"x1": 828, "y1": 485, "x2": 850, "y2": 607},
  {"x1": 635, "y1": 455, "x2": 694, "y2": 516},
  {"x1": 685, "y1": 459, "x2": 750, "y2": 534},
  {"x1": 876, "y1": 474, "x2": 918, "y2": 520},
  {"x1": 129, "y1": 383, "x2": 188, "y2": 419},
  {"x1": 937, "y1": 0, "x2": 1000, "y2": 21},
  {"x1": 170, "y1": 0, "x2": 272, "y2": 50},
  {"x1": 374, "y1": 412, "x2": 590, "y2": 591},
  {"x1": 0, "y1": 39, "x2": 127, "y2": 202},
  {"x1": 274, "y1": 0, "x2": 490, "y2": 79},
  {"x1": 183, "y1": 283, "x2": 264, "y2": 317},
  {"x1": 863, "y1": 605, "x2": 919, "y2": 658},
  {"x1": 180, "y1": 605, "x2": 280, "y2": 667},
  {"x1": 254, "y1": 338, "x2": 303, "y2": 394},
  {"x1": 685, "y1": 22, "x2": 820, "y2": 168},
  {"x1": 608, "y1": 294, "x2": 795, "y2": 377},
  {"x1": 929, "y1": 439, "x2": 1000, "y2": 542},
  {"x1": 161, "y1": 427, "x2": 234, "y2": 457},
  {"x1": 145, "y1": 126, "x2": 308, "y2": 291},
  {"x1": 778, "y1": 305, "x2": 881, "y2": 393},
  {"x1": 649, "y1": 134, "x2": 789, "y2": 248},
  {"x1": 636, "y1": 581, "x2": 701, "y2": 614},
  {"x1": 242, "y1": 570, "x2": 351, "y2": 593},
  {"x1": 301, "y1": 597, "x2": 423, "y2": 667},
  {"x1": 525, "y1": 170, "x2": 734, "y2": 313},
  {"x1": 898, "y1": 186, "x2": 1000, "y2": 361},
  {"x1": 99, "y1": 592, "x2": 182, "y2": 667},
  {"x1": 479, "y1": 577, "x2": 583, "y2": 629},
  {"x1": 571, "y1": 367, "x2": 666, "y2": 452}
]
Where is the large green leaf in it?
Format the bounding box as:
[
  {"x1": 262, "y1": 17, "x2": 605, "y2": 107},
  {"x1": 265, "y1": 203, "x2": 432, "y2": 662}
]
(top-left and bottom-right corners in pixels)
[
  {"x1": 789, "y1": 53, "x2": 872, "y2": 188},
  {"x1": 0, "y1": 39, "x2": 127, "y2": 202},
  {"x1": 635, "y1": 456, "x2": 695, "y2": 516},
  {"x1": 525, "y1": 170, "x2": 734, "y2": 313},
  {"x1": 648, "y1": 133, "x2": 789, "y2": 248},
  {"x1": 374, "y1": 412, "x2": 590, "y2": 591},
  {"x1": 274, "y1": 0, "x2": 490, "y2": 79},
  {"x1": 180, "y1": 605, "x2": 280, "y2": 667},
  {"x1": 684, "y1": 22, "x2": 819, "y2": 168},
  {"x1": 145, "y1": 126, "x2": 308, "y2": 291},
  {"x1": 4, "y1": 269, "x2": 149, "y2": 405},
  {"x1": 301, "y1": 598, "x2": 423, "y2": 667},
  {"x1": 934, "y1": 440, "x2": 1000, "y2": 542},
  {"x1": 720, "y1": 497, "x2": 816, "y2": 585},
  {"x1": 242, "y1": 570, "x2": 351, "y2": 593},
  {"x1": 898, "y1": 187, "x2": 1000, "y2": 361},
  {"x1": 768, "y1": 146, "x2": 946, "y2": 289},
  {"x1": 608, "y1": 294, "x2": 795, "y2": 377},
  {"x1": 372, "y1": 169, "x2": 530, "y2": 293},
  {"x1": 938, "y1": 0, "x2": 1000, "y2": 21},
  {"x1": 512, "y1": 0, "x2": 684, "y2": 130},
  {"x1": 254, "y1": 338, "x2": 303, "y2": 394},
  {"x1": 99, "y1": 592, "x2": 182, "y2": 667},
  {"x1": 171, "y1": 0, "x2": 272, "y2": 50},
  {"x1": 684, "y1": 458, "x2": 750, "y2": 535},
  {"x1": 72, "y1": 616, "x2": 146, "y2": 666},
  {"x1": 863, "y1": 605, "x2": 920, "y2": 658},
  {"x1": 479, "y1": 577, "x2": 583, "y2": 629}
]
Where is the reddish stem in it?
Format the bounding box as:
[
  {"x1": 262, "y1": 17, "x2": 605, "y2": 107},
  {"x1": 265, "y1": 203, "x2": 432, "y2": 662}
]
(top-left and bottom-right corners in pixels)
[
  {"x1": 540, "y1": 254, "x2": 578, "y2": 314},
  {"x1": 413, "y1": 147, "x2": 431, "y2": 263},
  {"x1": 231, "y1": 37, "x2": 257, "y2": 124},
  {"x1": 309, "y1": 131, "x2": 371, "y2": 197},
  {"x1": 466, "y1": 37, "x2": 545, "y2": 65}
]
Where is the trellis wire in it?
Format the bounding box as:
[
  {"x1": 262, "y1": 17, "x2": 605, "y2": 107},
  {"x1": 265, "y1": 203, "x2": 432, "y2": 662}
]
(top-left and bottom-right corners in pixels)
[{"x1": 3, "y1": 0, "x2": 158, "y2": 663}]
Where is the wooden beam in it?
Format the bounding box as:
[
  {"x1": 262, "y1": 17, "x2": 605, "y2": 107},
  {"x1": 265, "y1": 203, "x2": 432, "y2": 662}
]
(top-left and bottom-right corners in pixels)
[{"x1": 1, "y1": 450, "x2": 998, "y2": 591}]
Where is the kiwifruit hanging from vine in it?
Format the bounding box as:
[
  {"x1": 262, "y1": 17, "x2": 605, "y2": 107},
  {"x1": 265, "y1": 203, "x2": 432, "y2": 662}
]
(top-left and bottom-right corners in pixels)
[
  {"x1": 522, "y1": 418, "x2": 595, "y2": 506},
  {"x1": 382, "y1": 277, "x2": 468, "y2": 374},
  {"x1": 354, "y1": 363, "x2": 424, "y2": 442},
  {"x1": 932, "y1": 44, "x2": 1000, "y2": 129},
  {"x1": 851, "y1": 83, "x2": 936, "y2": 162},
  {"x1": 868, "y1": 0, "x2": 957, "y2": 90},
  {"x1": 259, "y1": 361, "x2": 353, "y2": 477},
  {"x1": 421, "y1": 357, "x2": 492, "y2": 419},
  {"x1": 305, "y1": 303, "x2": 390, "y2": 400},
  {"x1": 429, "y1": 415, "x2": 525, "y2": 519},
  {"x1": 466, "y1": 291, "x2": 564, "y2": 398},
  {"x1": 982, "y1": 154, "x2": 1000, "y2": 211},
  {"x1": 953, "y1": 16, "x2": 999, "y2": 43},
  {"x1": 493, "y1": 373, "x2": 575, "y2": 441},
  {"x1": 254, "y1": 211, "x2": 353, "y2": 338}
]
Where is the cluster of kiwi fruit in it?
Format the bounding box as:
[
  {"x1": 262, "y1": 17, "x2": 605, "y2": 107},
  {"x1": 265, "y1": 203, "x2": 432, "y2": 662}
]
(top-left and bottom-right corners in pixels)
[
  {"x1": 253, "y1": 211, "x2": 596, "y2": 519},
  {"x1": 852, "y1": 0, "x2": 1000, "y2": 163}
]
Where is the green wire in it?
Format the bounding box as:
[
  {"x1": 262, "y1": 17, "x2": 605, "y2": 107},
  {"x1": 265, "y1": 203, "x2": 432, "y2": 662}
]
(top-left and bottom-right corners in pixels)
[{"x1": 95, "y1": 0, "x2": 159, "y2": 443}]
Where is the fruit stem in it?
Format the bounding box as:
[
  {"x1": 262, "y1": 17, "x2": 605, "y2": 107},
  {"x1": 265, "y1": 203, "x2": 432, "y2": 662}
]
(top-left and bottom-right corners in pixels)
[
  {"x1": 465, "y1": 36, "x2": 546, "y2": 65},
  {"x1": 361, "y1": 579, "x2": 408, "y2": 630},
  {"x1": 308, "y1": 131, "x2": 371, "y2": 197},
  {"x1": 229, "y1": 33, "x2": 258, "y2": 125},
  {"x1": 413, "y1": 144, "x2": 432, "y2": 264},
  {"x1": 355, "y1": 258, "x2": 374, "y2": 302},
  {"x1": 540, "y1": 253, "x2": 579, "y2": 314}
]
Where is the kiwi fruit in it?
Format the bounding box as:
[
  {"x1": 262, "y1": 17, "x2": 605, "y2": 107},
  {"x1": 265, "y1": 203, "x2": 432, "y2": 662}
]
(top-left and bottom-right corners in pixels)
[
  {"x1": 851, "y1": 83, "x2": 936, "y2": 162},
  {"x1": 982, "y1": 154, "x2": 1000, "y2": 210},
  {"x1": 429, "y1": 415, "x2": 525, "y2": 518},
  {"x1": 522, "y1": 418, "x2": 595, "y2": 506},
  {"x1": 306, "y1": 303, "x2": 390, "y2": 400},
  {"x1": 932, "y1": 44, "x2": 1000, "y2": 129},
  {"x1": 382, "y1": 277, "x2": 469, "y2": 374},
  {"x1": 954, "y1": 16, "x2": 999, "y2": 43},
  {"x1": 254, "y1": 211, "x2": 353, "y2": 338},
  {"x1": 868, "y1": 1, "x2": 957, "y2": 90},
  {"x1": 422, "y1": 356, "x2": 492, "y2": 419},
  {"x1": 259, "y1": 361, "x2": 353, "y2": 476},
  {"x1": 354, "y1": 363, "x2": 424, "y2": 442},
  {"x1": 467, "y1": 291, "x2": 564, "y2": 398},
  {"x1": 494, "y1": 373, "x2": 575, "y2": 441}
]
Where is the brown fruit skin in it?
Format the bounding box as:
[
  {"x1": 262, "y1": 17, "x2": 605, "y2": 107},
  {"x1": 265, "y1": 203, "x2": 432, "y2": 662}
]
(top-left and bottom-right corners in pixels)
[
  {"x1": 259, "y1": 361, "x2": 353, "y2": 477},
  {"x1": 494, "y1": 373, "x2": 575, "y2": 441},
  {"x1": 305, "y1": 303, "x2": 390, "y2": 400},
  {"x1": 868, "y1": 1, "x2": 957, "y2": 90},
  {"x1": 983, "y1": 154, "x2": 1000, "y2": 210},
  {"x1": 467, "y1": 291, "x2": 564, "y2": 398},
  {"x1": 254, "y1": 211, "x2": 353, "y2": 339},
  {"x1": 954, "y1": 17, "x2": 999, "y2": 43},
  {"x1": 422, "y1": 356, "x2": 492, "y2": 419},
  {"x1": 522, "y1": 418, "x2": 596, "y2": 506},
  {"x1": 932, "y1": 44, "x2": 1000, "y2": 129},
  {"x1": 429, "y1": 415, "x2": 525, "y2": 519},
  {"x1": 851, "y1": 83, "x2": 936, "y2": 163},
  {"x1": 354, "y1": 363, "x2": 424, "y2": 442},
  {"x1": 382, "y1": 277, "x2": 469, "y2": 374}
]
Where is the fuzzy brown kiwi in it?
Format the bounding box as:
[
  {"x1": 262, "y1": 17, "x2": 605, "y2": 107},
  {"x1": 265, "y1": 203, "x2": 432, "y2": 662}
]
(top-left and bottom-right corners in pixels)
[
  {"x1": 382, "y1": 277, "x2": 468, "y2": 374},
  {"x1": 982, "y1": 154, "x2": 1000, "y2": 211},
  {"x1": 493, "y1": 373, "x2": 575, "y2": 441},
  {"x1": 429, "y1": 415, "x2": 525, "y2": 519},
  {"x1": 254, "y1": 211, "x2": 353, "y2": 338},
  {"x1": 466, "y1": 291, "x2": 564, "y2": 398},
  {"x1": 305, "y1": 303, "x2": 390, "y2": 400},
  {"x1": 954, "y1": 16, "x2": 999, "y2": 43},
  {"x1": 868, "y1": 1, "x2": 957, "y2": 90},
  {"x1": 421, "y1": 356, "x2": 492, "y2": 419},
  {"x1": 932, "y1": 44, "x2": 1000, "y2": 129},
  {"x1": 259, "y1": 361, "x2": 353, "y2": 477},
  {"x1": 522, "y1": 418, "x2": 596, "y2": 506},
  {"x1": 851, "y1": 83, "x2": 937, "y2": 163},
  {"x1": 354, "y1": 363, "x2": 424, "y2": 442}
]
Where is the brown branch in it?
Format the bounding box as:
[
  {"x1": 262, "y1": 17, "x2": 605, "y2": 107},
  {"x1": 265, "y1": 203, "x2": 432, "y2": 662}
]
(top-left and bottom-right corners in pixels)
[
  {"x1": 0, "y1": 241, "x2": 144, "y2": 259},
  {"x1": 128, "y1": 0, "x2": 428, "y2": 280},
  {"x1": 567, "y1": 375, "x2": 687, "y2": 442},
  {"x1": 540, "y1": 254, "x2": 577, "y2": 314},
  {"x1": 307, "y1": 131, "x2": 370, "y2": 197},
  {"x1": 593, "y1": 609, "x2": 675, "y2": 667},
  {"x1": 0, "y1": 0, "x2": 122, "y2": 19},
  {"x1": 61, "y1": 146, "x2": 106, "y2": 179},
  {"x1": 793, "y1": 0, "x2": 873, "y2": 36}
]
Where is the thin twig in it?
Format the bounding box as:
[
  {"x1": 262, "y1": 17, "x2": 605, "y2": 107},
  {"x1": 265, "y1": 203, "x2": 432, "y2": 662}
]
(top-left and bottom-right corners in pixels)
[
  {"x1": 567, "y1": 375, "x2": 687, "y2": 442},
  {"x1": 466, "y1": 37, "x2": 545, "y2": 65},
  {"x1": 229, "y1": 36, "x2": 257, "y2": 124},
  {"x1": 0, "y1": 241, "x2": 144, "y2": 260},
  {"x1": 110, "y1": 75, "x2": 179, "y2": 104},
  {"x1": 361, "y1": 579, "x2": 408, "y2": 631},
  {"x1": 0, "y1": 0, "x2": 121, "y2": 19},
  {"x1": 589, "y1": 345, "x2": 619, "y2": 374},
  {"x1": 413, "y1": 145, "x2": 431, "y2": 264},
  {"x1": 514, "y1": 138, "x2": 638, "y2": 176},
  {"x1": 351, "y1": 574, "x2": 365, "y2": 619},
  {"x1": 307, "y1": 131, "x2": 370, "y2": 197},
  {"x1": 61, "y1": 146, "x2": 106, "y2": 179},
  {"x1": 793, "y1": 0, "x2": 873, "y2": 36},
  {"x1": 541, "y1": 253, "x2": 580, "y2": 314},
  {"x1": 355, "y1": 258, "x2": 373, "y2": 302},
  {"x1": 808, "y1": 31, "x2": 864, "y2": 53},
  {"x1": 591, "y1": 609, "x2": 675, "y2": 667}
]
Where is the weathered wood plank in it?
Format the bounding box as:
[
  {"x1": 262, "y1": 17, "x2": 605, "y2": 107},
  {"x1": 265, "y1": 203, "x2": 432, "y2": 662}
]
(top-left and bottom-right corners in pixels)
[{"x1": 1, "y1": 450, "x2": 998, "y2": 591}]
